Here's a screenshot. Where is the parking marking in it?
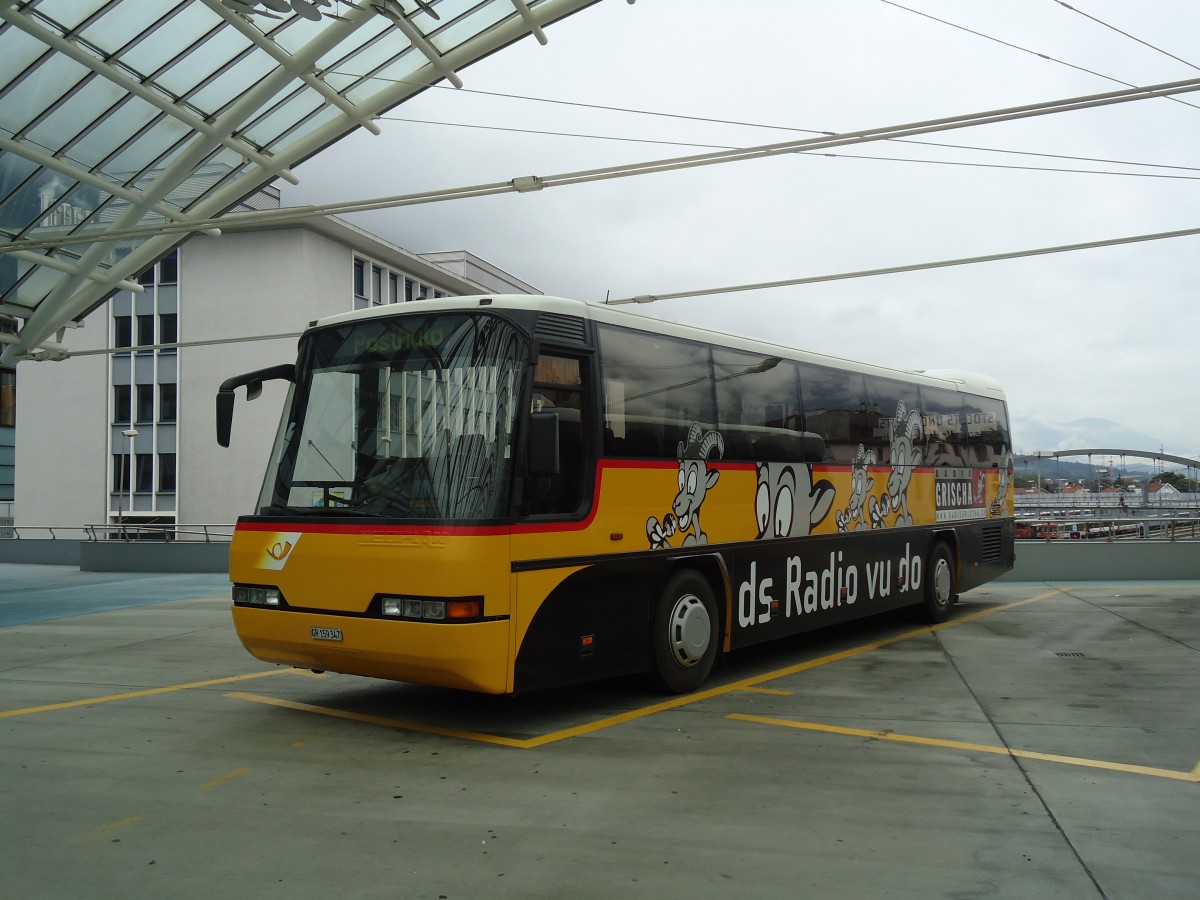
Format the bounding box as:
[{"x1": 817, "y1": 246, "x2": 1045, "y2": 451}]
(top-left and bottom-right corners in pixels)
[
  {"x1": 202, "y1": 767, "x2": 252, "y2": 789},
  {"x1": 77, "y1": 816, "x2": 141, "y2": 846},
  {"x1": 727, "y1": 714, "x2": 1200, "y2": 783},
  {"x1": 226, "y1": 692, "x2": 537, "y2": 747},
  {"x1": 226, "y1": 588, "x2": 1066, "y2": 747},
  {"x1": 0, "y1": 669, "x2": 289, "y2": 719}
]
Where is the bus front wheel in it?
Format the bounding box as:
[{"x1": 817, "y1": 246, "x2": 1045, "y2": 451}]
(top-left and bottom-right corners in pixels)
[
  {"x1": 922, "y1": 541, "x2": 957, "y2": 624},
  {"x1": 651, "y1": 570, "x2": 719, "y2": 693}
]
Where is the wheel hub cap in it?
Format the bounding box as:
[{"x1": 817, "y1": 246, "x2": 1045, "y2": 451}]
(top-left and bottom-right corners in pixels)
[{"x1": 669, "y1": 594, "x2": 711, "y2": 667}]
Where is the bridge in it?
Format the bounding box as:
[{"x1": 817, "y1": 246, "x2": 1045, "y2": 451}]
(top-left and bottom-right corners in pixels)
[{"x1": 1015, "y1": 448, "x2": 1200, "y2": 469}]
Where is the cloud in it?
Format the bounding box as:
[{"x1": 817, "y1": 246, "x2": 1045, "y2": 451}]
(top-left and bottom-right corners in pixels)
[{"x1": 285, "y1": 0, "x2": 1200, "y2": 454}]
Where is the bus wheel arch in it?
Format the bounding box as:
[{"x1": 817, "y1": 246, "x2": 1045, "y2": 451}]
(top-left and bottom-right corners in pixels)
[
  {"x1": 922, "y1": 536, "x2": 959, "y2": 624},
  {"x1": 650, "y1": 566, "x2": 722, "y2": 693}
]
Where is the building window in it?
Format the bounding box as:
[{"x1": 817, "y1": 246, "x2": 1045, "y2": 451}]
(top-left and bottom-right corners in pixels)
[
  {"x1": 136, "y1": 314, "x2": 154, "y2": 347},
  {"x1": 137, "y1": 267, "x2": 154, "y2": 287},
  {"x1": 114, "y1": 315, "x2": 132, "y2": 349},
  {"x1": 1, "y1": 369, "x2": 15, "y2": 427},
  {"x1": 353, "y1": 258, "x2": 366, "y2": 297},
  {"x1": 113, "y1": 454, "x2": 131, "y2": 493},
  {"x1": 158, "y1": 250, "x2": 178, "y2": 285},
  {"x1": 135, "y1": 454, "x2": 153, "y2": 492},
  {"x1": 159, "y1": 383, "x2": 177, "y2": 422},
  {"x1": 405, "y1": 277, "x2": 414, "y2": 303},
  {"x1": 389, "y1": 272, "x2": 399, "y2": 304},
  {"x1": 372, "y1": 265, "x2": 383, "y2": 306},
  {"x1": 159, "y1": 453, "x2": 176, "y2": 493},
  {"x1": 136, "y1": 383, "x2": 154, "y2": 423},
  {"x1": 159, "y1": 313, "x2": 177, "y2": 346},
  {"x1": 113, "y1": 385, "x2": 132, "y2": 423}
]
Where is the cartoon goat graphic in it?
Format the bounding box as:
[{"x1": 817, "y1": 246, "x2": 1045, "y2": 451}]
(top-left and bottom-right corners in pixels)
[
  {"x1": 647, "y1": 423, "x2": 725, "y2": 548},
  {"x1": 885, "y1": 401, "x2": 923, "y2": 528},
  {"x1": 990, "y1": 448, "x2": 1013, "y2": 517},
  {"x1": 836, "y1": 445, "x2": 876, "y2": 532},
  {"x1": 756, "y1": 462, "x2": 835, "y2": 540}
]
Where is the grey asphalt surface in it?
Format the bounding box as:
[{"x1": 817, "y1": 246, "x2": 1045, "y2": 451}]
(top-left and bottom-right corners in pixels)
[{"x1": 1, "y1": 565, "x2": 1197, "y2": 899}]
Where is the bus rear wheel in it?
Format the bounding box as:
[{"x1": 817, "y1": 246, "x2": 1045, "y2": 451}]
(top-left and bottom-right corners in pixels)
[
  {"x1": 922, "y1": 541, "x2": 957, "y2": 624},
  {"x1": 651, "y1": 570, "x2": 719, "y2": 693}
]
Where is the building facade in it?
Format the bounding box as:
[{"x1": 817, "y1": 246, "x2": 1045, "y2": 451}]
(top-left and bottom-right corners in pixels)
[{"x1": 13, "y1": 208, "x2": 537, "y2": 534}]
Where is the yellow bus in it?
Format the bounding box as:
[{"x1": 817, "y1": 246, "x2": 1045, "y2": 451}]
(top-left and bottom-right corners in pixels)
[{"x1": 217, "y1": 295, "x2": 1014, "y2": 694}]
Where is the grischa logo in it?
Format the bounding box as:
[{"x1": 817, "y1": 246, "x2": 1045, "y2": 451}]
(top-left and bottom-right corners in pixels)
[{"x1": 260, "y1": 532, "x2": 301, "y2": 570}]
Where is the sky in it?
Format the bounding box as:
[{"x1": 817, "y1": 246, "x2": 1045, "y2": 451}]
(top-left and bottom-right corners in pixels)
[{"x1": 282, "y1": 0, "x2": 1200, "y2": 458}]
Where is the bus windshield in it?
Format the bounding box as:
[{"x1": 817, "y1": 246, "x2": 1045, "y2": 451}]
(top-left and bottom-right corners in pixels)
[{"x1": 257, "y1": 312, "x2": 526, "y2": 521}]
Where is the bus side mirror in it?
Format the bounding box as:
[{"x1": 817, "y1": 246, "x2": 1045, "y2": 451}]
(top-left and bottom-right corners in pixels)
[
  {"x1": 527, "y1": 410, "x2": 560, "y2": 476},
  {"x1": 216, "y1": 363, "x2": 295, "y2": 447}
]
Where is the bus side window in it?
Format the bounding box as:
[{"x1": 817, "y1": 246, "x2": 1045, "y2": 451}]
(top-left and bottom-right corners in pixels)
[
  {"x1": 866, "y1": 376, "x2": 922, "y2": 465},
  {"x1": 528, "y1": 354, "x2": 587, "y2": 515},
  {"x1": 919, "y1": 385, "x2": 967, "y2": 467},
  {"x1": 597, "y1": 324, "x2": 715, "y2": 459},
  {"x1": 961, "y1": 395, "x2": 1009, "y2": 465},
  {"x1": 799, "y1": 364, "x2": 868, "y2": 463}
]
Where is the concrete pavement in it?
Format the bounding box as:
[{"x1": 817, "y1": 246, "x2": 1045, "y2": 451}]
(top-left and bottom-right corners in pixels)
[{"x1": 1, "y1": 568, "x2": 1197, "y2": 899}]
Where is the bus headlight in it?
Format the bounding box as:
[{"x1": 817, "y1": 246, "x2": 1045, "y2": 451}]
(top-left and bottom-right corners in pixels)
[
  {"x1": 233, "y1": 585, "x2": 282, "y2": 606},
  {"x1": 382, "y1": 597, "x2": 426, "y2": 618},
  {"x1": 378, "y1": 596, "x2": 482, "y2": 621}
]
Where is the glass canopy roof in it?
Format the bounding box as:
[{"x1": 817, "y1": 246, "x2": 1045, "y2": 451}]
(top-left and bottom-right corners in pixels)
[{"x1": 0, "y1": 0, "x2": 601, "y2": 364}]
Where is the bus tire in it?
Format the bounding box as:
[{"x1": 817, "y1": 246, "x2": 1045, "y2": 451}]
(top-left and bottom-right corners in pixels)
[
  {"x1": 651, "y1": 570, "x2": 719, "y2": 693},
  {"x1": 922, "y1": 541, "x2": 957, "y2": 624}
]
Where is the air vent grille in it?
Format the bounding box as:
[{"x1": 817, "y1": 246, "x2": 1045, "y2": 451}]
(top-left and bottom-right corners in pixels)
[
  {"x1": 534, "y1": 313, "x2": 586, "y2": 345},
  {"x1": 981, "y1": 523, "x2": 1004, "y2": 562}
]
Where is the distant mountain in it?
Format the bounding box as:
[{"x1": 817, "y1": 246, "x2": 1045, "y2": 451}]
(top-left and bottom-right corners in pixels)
[{"x1": 1009, "y1": 415, "x2": 1162, "y2": 455}]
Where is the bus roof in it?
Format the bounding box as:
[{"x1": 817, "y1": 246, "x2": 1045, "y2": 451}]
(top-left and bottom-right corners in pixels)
[{"x1": 307, "y1": 294, "x2": 1006, "y2": 400}]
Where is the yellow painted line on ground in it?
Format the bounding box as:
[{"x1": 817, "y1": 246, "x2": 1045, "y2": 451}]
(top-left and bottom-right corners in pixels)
[
  {"x1": 227, "y1": 588, "x2": 1066, "y2": 747},
  {"x1": 0, "y1": 668, "x2": 290, "y2": 719},
  {"x1": 225, "y1": 692, "x2": 537, "y2": 747},
  {"x1": 77, "y1": 816, "x2": 141, "y2": 846},
  {"x1": 740, "y1": 686, "x2": 794, "y2": 696},
  {"x1": 202, "y1": 767, "x2": 251, "y2": 789},
  {"x1": 729, "y1": 714, "x2": 1200, "y2": 783}
]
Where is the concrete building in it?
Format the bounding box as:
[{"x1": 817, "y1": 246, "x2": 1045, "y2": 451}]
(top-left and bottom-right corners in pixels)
[{"x1": 14, "y1": 196, "x2": 537, "y2": 534}]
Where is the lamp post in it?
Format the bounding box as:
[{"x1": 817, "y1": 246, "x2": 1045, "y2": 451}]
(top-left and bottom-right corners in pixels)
[{"x1": 121, "y1": 428, "x2": 137, "y2": 537}]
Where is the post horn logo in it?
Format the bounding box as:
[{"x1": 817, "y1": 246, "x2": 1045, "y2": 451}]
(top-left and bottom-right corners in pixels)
[{"x1": 261, "y1": 532, "x2": 301, "y2": 569}]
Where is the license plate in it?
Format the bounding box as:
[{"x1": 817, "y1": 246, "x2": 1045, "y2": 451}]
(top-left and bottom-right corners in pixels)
[{"x1": 310, "y1": 627, "x2": 343, "y2": 642}]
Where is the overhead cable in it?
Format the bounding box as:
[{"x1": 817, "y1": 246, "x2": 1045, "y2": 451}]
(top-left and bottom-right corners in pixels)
[
  {"x1": 879, "y1": 0, "x2": 1200, "y2": 111},
  {"x1": 379, "y1": 116, "x2": 1200, "y2": 181},
  {"x1": 1051, "y1": 0, "x2": 1200, "y2": 72},
  {"x1": 605, "y1": 225, "x2": 1200, "y2": 306},
  {"x1": 4, "y1": 75, "x2": 1200, "y2": 254},
  {"x1": 356, "y1": 73, "x2": 1200, "y2": 174},
  {"x1": 46, "y1": 226, "x2": 1200, "y2": 358}
]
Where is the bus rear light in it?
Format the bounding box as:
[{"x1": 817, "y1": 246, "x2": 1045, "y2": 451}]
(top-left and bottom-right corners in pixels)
[{"x1": 447, "y1": 600, "x2": 482, "y2": 619}]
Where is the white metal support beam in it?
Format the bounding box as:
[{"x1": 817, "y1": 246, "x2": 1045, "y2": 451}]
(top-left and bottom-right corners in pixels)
[{"x1": 203, "y1": 0, "x2": 383, "y2": 136}]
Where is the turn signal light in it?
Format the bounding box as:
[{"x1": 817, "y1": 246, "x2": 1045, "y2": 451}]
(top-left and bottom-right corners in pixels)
[{"x1": 447, "y1": 600, "x2": 482, "y2": 619}]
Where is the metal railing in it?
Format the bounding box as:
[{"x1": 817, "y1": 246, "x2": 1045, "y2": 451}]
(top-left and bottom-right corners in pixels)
[
  {"x1": 1016, "y1": 493, "x2": 1200, "y2": 514},
  {"x1": 3, "y1": 523, "x2": 234, "y2": 543},
  {"x1": 1015, "y1": 516, "x2": 1200, "y2": 542}
]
